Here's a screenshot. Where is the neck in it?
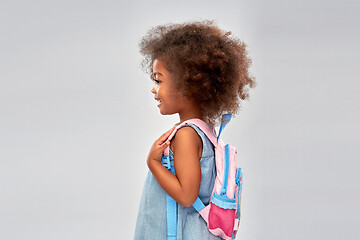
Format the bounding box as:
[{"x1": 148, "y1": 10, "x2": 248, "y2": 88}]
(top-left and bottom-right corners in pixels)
[{"x1": 178, "y1": 107, "x2": 207, "y2": 124}]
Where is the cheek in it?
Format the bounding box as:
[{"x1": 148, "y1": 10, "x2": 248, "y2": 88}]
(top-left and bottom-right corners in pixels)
[{"x1": 169, "y1": 90, "x2": 185, "y2": 104}]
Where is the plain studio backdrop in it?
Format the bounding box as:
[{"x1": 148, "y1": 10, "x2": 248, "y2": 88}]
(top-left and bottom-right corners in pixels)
[{"x1": 0, "y1": 0, "x2": 359, "y2": 239}]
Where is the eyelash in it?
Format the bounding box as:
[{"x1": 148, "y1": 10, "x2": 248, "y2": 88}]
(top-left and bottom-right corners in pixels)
[{"x1": 151, "y1": 75, "x2": 160, "y2": 84}]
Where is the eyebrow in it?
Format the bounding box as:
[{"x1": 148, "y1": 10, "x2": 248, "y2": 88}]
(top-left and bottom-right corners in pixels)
[{"x1": 153, "y1": 72, "x2": 164, "y2": 77}]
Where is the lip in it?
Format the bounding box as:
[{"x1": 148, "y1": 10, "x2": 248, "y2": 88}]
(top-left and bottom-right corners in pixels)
[{"x1": 154, "y1": 97, "x2": 162, "y2": 107}]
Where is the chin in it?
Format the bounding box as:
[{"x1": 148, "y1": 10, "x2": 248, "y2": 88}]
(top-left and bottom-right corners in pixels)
[
  {"x1": 160, "y1": 111, "x2": 171, "y2": 115},
  {"x1": 159, "y1": 108, "x2": 177, "y2": 115}
]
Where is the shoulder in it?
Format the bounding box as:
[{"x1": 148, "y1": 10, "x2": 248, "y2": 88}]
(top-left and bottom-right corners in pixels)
[{"x1": 170, "y1": 125, "x2": 203, "y2": 157}]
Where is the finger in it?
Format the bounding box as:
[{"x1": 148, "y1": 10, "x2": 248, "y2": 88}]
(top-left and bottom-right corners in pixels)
[
  {"x1": 158, "y1": 126, "x2": 175, "y2": 143},
  {"x1": 159, "y1": 140, "x2": 170, "y2": 150}
]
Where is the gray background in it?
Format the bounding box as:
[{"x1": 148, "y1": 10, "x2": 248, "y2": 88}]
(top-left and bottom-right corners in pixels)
[{"x1": 1, "y1": 0, "x2": 359, "y2": 239}]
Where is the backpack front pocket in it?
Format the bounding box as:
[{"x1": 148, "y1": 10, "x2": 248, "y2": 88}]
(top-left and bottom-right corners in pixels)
[{"x1": 208, "y1": 192, "x2": 236, "y2": 239}]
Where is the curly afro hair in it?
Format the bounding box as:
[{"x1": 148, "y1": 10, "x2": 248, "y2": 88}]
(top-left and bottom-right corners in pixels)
[{"x1": 139, "y1": 20, "x2": 256, "y2": 126}]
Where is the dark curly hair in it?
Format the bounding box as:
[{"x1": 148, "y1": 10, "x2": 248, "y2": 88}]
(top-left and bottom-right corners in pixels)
[{"x1": 139, "y1": 20, "x2": 256, "y2": 126}]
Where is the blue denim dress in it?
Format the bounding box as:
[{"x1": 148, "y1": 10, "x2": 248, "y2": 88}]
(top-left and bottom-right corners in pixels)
[{"x1": 134, "y1": 124, "x2": 222, "y2": 240}]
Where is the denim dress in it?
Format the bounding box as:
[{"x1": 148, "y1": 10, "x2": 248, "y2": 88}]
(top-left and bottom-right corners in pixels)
[{"x1": 134, "y1": 124, "x2": 222, "y2": 240}]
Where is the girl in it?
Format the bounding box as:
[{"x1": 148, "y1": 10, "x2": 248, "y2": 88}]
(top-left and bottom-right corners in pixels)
[{"x1": 134, "y1": 20, "x2": 255, "y2": 240}]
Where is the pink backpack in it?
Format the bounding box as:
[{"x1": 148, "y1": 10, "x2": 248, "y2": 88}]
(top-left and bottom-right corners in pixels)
[{"x1": 162, "y1": 114, "x2": 243, "y2": 240}]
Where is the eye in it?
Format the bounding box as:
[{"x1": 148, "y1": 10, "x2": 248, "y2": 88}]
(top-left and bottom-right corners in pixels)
[{"x1": 151, "y1": 73, "x2": 161, "y2": 84}]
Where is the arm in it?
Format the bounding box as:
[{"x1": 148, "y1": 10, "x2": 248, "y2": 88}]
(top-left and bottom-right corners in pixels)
[{"x1": 147, "y1": 126, "x2": 202, "y2": 207}]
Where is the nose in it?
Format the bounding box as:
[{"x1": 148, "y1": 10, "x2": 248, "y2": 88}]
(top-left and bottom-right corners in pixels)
[{"x1": 151, "y1": 84, "x2": 156, "y2": 94}]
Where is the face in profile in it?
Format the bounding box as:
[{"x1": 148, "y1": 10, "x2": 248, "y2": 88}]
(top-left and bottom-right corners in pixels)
[{"x1": 151, "y1": 59, "x2": 185, "y2": 115}]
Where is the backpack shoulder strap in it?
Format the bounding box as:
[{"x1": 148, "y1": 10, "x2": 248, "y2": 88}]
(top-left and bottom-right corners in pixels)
[
  {"x1": 164, "y1": 115, "x2": 232, "y2": 155},
  {"x1": 173, "y1": 114, "x2": 232, "y2": 145},
  {"x1": 162, "y1": 119, "x2": 218, "y2": 240},
  {"x1": 167, "y1": 119, "x2": 217, "y2": 144},
  {"x1": 164, "y1": 119, "x2": 217, "y2": 156}
]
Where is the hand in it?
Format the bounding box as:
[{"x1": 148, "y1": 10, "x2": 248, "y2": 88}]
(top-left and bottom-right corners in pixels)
[{"x1": 147, "y1": 127, "x2": 175, "y2": 163}]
